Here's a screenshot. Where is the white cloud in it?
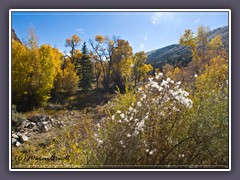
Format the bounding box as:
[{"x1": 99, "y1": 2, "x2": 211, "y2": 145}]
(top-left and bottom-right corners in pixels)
[
  {"x1": 144, "y1": 34, "x2": 148, "y2": 41},
  {"x1": 139, "y1": 34, "x2": 148, "y2": 51},
  {"x1": 193, "y1": 18, "x2": 200, "y2": 24},
  {"x1": 76, "y1": 28, "x2": 85, "y2": 34},
  {"x1": 140, "y1": 43, "x2": 145, "y2": 50},
  {"x1": 150, "y1": 12, "x2": 176, "y2": 25}
]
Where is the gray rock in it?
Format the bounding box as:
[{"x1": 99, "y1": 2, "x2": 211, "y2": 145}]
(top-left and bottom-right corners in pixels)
[
  {"x1": 12, "y1": 138, "x2": 17, "y2": 144},
  {"x1": 32, "y1": 127, "x2": 42, "y2": 133},
  {"x1": 17, "y1": 132, "x2": 22, "y2": 137},
  {"x1": 19, "y1": 134, "x2": 29, "y2": 142},
  {"x1": 12, "y1": 133, "x2": 18, "y2": 139},
  {"x1": 15, "y1": 141, "x2": 21, "y2": 147},
  {"x1": 42, "y1": 121, "x2": 48, "y2": 125},
  {"x1": 26, "y1": 122, "x2": 36, "y2": 129},
  {"x1": 40, "y1": 115, "x2": 48, "y2": 121},
  {"x1": 43, "y1": 125, "x2": 50, "y2": 132},
  {"x1": 31, "y1": 122, "x2": 36, "y2": 125},
  {"x1": 50, "y1": 118, "x2": 55, "y2": 123},
  {"x1": 24, "y1": 122, "x2": 30, "y2": 128}
]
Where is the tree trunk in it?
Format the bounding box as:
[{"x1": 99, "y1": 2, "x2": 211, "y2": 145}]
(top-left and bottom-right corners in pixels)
[{"x1": 105, "y1": 59, "x2": 112, "y2": 92}]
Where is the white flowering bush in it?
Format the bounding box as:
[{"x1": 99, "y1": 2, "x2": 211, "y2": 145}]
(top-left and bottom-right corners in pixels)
[{"x1": 91, "y1": 73, "x2": 195, "y2": 166}]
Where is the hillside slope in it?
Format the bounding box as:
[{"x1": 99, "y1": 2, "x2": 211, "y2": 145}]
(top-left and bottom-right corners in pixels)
[
  {"x1": 12, "y1": 29, "x2": 22, "y2": 43},
  {"x1": 146, "y1": 26, "x2": 229, "y2": 69}
]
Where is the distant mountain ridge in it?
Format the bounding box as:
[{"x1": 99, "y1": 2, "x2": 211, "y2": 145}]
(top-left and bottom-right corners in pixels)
[{"x1": 146, "y1": 26, "x2": 229, "y2": 69}]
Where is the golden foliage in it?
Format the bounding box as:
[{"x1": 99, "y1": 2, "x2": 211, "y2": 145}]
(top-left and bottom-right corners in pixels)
[
  {"x1": 95, "y1": 35, "x2": 105, "y2": 43},
  {"x1": 12, "y1": 40, "x2": 63, "y2": 110}
]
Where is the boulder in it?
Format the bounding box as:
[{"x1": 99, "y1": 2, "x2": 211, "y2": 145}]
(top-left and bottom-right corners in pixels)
[
  {"x1": 17, "y1": 132, "x2": 22, "y2": 137},
  {"x1": 19, "y1": 134, "x2": 29, "y2": 142},
  {"x1": 43, "y1": 125, "x2": 49, "y2": 132},
  {"x1": 49, "y1": 118, "x2": 55, "y2": 123},
  {"x1": 12, "y1": 138, "x2": 17, "y2": 145},
  {"x1": 26, "y1": 122, "x2": 36, "y2": 129},
  {"x1": 19, "y1": 129, "x2": 25, "y2": 133},
  {"x1": 15, "y1": 141, "x2": 21, "y2": 147},
  {"x1": 12, "y1": 133, "x2": 19, "y2": 139},
  {"x1": 42, "y1": 121, "x2": 48, "y2": 125}
]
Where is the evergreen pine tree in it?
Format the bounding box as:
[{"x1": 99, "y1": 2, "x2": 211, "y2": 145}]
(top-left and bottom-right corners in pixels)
[{"x1": 79, "y1": 41, "x2": 94, "y2": 91}]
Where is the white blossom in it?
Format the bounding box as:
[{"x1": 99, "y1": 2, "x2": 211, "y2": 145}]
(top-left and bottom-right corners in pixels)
[
  {"x1": 134, "y1": 119, "x2": 139, "y2": 122},
  {"x1": 149, "y1": 151, "x2": 154, "y2": 155},
  {"x1": 127, "y1": 133, "x2": 131, "y2": 137},
  {"x1": 120, "y1": 113, "x2": 125, "y2": 119},
  {"x1": 176, "y1": 81, "x2": 181, "y2": 86},
  {"x1": 111, "y1": 115, "x2": 115, "y2": 120},
  {"x1": 160, "y1": 112, "x2": 165, "y2": 116},
  {"x1": 116, "y1": 110, "x2": 121, "y2": 114},
  {"x1": 161, "y1": 80, "x2": 169, "y2": 88},
  {"x1": 129, "y1": 116, "x2": 133, "y2": 121},
  {"x1": 136, "y1": 120, "x2": 145, "y2": 132},
  {"x1": 155, "y1": 72, "x2": 163, "y2": 79},
  {"x1": 128, "y1": 107, "x2": 133, "y2": 112},
  {"x1": 133, "y1": 130, "x2": 139, "y2": 136},
  {"x1": 148, "y1": 77, "x2": 153, "y2": 82},
  {"x1": 178, "y1": 154, "x2": 185, "y2": 158},
  {"x1": 97, "y1": 139, "x2": 103, "y2": 145},
  {"x1": 145, "y1": 84, "x2": 150, "y2": 88},
  {"x1": 158, "y1": 72, "x2": 163, "y2": 77},
  {"x1": 173, "y1": 106, "x2": 180, "y2": 111},
  {"x1": 137, "y1": 102, "x2": 142, "y2": 107},
  {"x1": 142, "y1": 93, "x2": 147, "y2": 100},
  {"x1": 158, "y1": 86, "x2": 163, "y2": 92},
  {"x1": 151, "y1": 81, "x2": 159, "y2": 89}
]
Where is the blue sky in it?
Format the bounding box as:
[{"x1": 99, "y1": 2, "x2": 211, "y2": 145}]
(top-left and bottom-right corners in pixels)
[{"x1": 12, "y1": 11, "x2": 229, "y2": 53}]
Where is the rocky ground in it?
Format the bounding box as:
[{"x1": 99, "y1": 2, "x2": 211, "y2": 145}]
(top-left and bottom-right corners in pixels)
[
  {"x1": 11, "y1": 89, "x2": 115, "y2": 150},
  {"x1": 11, "y1": 107, "x2": 105, "y2": 148}
]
